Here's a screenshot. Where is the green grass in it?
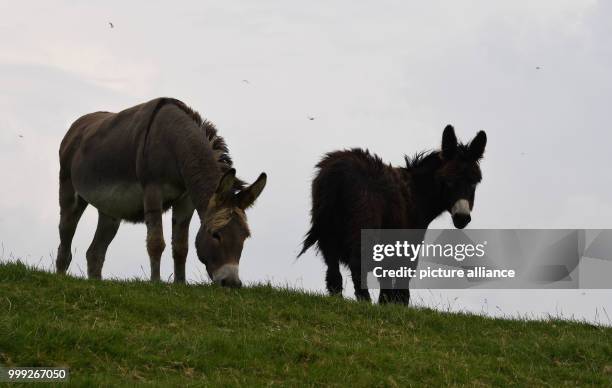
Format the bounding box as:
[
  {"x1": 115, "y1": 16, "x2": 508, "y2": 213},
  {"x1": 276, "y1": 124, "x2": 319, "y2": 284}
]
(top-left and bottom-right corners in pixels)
[{"x1": 0, "y1": 262, "x2": 611, "y2": 387}]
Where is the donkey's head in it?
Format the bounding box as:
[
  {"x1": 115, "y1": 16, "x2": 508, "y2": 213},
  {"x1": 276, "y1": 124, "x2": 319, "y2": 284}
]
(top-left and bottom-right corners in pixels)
[
  {"x1": 437, "y1": 125, "x2": 487, "y2": 229},
  {"x1": 196, "y1": 169, "x2": 267, "y2": 288}
]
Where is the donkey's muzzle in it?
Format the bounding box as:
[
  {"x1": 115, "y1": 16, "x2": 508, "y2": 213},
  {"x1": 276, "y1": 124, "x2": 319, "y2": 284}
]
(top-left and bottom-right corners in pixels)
[
  {"x1": 213, "y1": 264, "x2": 242, "y2": 288},
  {"x1": 452, "y1": 213, "x2": 471, "y2": 229},
  {"x1": 220, "y1": 277, "x2": 243, "y2": 288}
]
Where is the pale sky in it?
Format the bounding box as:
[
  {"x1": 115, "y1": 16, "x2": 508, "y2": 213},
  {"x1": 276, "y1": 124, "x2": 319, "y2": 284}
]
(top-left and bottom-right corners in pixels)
[{"x1": 1, "y1": 1, "x2": 611, "y2": 324}]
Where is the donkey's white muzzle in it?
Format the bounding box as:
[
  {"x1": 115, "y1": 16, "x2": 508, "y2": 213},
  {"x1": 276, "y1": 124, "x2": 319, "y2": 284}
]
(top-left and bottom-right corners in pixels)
[
  {"x1": 212, "y1": 264, "x2": 242, "y2": 288},
  {"x1": 451, "y1": 199, "x2": 471, "y2": 229}
]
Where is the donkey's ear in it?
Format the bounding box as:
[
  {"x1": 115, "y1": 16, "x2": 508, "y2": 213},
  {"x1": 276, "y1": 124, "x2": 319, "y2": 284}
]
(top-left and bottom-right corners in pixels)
[
  {"x1": 216, "y1": 168, "x2": 236, "y2": 197},
  {"x1": 441, "y1": 124, "x2": 458, "y2": 159},
  {"x1": 468, "y1": 131, "x2": 487, "y2": 160},
  {"x1": 236, "y1": 172, "x2": 267, "y2": 209}
]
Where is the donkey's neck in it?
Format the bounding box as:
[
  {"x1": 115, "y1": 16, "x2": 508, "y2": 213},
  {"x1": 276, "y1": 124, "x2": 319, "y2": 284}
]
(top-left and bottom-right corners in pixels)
[
  {"x1": 408, "y1": 171, "x2": 447, "y2": 228},
  {"x1": 174, "y1": 133, "x2": 224, "y2": 220}
]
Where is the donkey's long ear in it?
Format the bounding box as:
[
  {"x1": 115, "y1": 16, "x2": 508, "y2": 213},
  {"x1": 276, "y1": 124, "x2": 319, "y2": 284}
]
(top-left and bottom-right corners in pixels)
[
  {"x1": 236, "y1": 172, "x2": 267, "y2": 209},
  {"x1": 468, "y1": 131, "x2": 487, "y2": 161},
  {"x1": 216, "y1": 168, "x2": 236, "y2": 199},
  {"x1": 441, "y1": 125, "x2": 458, "y2": 159}
]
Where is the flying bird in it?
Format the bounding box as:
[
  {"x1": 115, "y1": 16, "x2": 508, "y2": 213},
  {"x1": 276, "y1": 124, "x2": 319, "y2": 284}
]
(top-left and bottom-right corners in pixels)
[
  {"x1": 18, "y1": 134, "x2": 23, "y2": 138},
  {"x1": 241, "y1": 79, "x2": 250, "y2": 84},
  {"x1": 307, "y1": 116, "x2": 315, "y2": 121},
  {"x1": 536, "y1": 66, "x2": 541, "y2": 70},
  {"x1": 109, "y1": 22, "x2": 114, "y2": 28}
]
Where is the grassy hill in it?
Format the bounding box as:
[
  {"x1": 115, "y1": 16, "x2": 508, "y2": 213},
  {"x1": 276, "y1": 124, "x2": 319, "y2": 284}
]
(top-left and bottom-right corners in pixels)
[{"x1": 0, "y1": 262, "x2": 611, "y2": 387}]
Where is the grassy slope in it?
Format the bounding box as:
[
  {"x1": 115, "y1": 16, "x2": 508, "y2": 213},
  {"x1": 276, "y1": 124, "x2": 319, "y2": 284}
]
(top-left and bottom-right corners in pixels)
[{"x1": 0, "y1": 262, "x2": 611, "y2": 387}]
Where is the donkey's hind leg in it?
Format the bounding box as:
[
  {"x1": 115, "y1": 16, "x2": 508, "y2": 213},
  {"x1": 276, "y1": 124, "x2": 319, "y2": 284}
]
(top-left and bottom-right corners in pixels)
[
  {"x1": 318, "y1": 241, "x2": 343, "y2": 296},
  {"x1": 86, "y1": 211, "x2": 120, "y2": 279},
  {"x1": 144, "y1": 186, "x2": 165, "y2": 282},
  {"x1": 325, "y1": 257, "x2": 343, "y2": 296},
  {"x1": 56, "y1": 176, "x2": 87, "y2": 274}
]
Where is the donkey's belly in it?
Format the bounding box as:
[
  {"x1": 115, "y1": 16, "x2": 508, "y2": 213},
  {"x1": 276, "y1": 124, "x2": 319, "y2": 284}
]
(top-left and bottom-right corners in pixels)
[
  {"x1": 76, "y1": 183, "x2": 184, "y2": 222},
  {"x1": 77, "y1": 183, "x2": 144, "y2": 220}
]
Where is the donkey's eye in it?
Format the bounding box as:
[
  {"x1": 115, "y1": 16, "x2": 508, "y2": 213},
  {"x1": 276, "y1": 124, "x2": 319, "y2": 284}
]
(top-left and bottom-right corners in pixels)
[{"x1": 212, "y1": 232, "x2": 221, "y2": 241}]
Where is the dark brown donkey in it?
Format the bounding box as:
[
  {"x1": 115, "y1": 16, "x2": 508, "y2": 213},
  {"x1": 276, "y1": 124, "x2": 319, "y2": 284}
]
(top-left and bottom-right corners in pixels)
[
  {"x1": 56, "y1": 98, "x2": 267, "y2": 287},
  {"x1": 299, "y1": 125, "x2": 486, "y2": 303}
]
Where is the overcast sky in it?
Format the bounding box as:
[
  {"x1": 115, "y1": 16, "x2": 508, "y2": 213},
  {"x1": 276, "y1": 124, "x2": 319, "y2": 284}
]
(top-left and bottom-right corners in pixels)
[{"x1": 1, "y1": 1, "x2": 611, "y2": 324}]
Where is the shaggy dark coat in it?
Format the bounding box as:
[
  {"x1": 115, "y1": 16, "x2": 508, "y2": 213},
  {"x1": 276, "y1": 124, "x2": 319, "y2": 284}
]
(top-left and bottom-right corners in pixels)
[{"x1": 299, "y1": 126, "x2": 487, "y2": 304}]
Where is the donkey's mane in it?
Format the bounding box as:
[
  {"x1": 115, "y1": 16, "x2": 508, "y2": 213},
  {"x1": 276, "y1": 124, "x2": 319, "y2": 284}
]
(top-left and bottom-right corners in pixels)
[
  {"x1": 404, "y1": 144, "x2": 476, "y2": 172},
  {"x1": 404, "y1": 150, "x2": 439, "y2": 170},
  {"x1": 172, "y1": 101, "x2": 233, "y2": 167},
  {"x1": 171, "y1": 100, "x2": 245, "y2": 190}
]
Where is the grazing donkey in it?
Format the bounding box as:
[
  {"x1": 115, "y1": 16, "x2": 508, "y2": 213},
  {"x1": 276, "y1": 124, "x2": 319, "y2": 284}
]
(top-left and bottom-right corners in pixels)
[
  {"x1": 299, "y1": 125, "x2": 486, "y2": 304},
  {"x1": 56, "y1": 98, "x2": 267, "y2": 287}
]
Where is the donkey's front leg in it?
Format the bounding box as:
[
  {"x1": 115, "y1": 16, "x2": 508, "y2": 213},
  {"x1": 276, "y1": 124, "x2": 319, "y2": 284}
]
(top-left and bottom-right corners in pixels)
[
  {"x1": 144, "y1": 186, "x2": 165, "y2": 282},
  {"x1": 171, "y1": 196, "x2": 194, "y2": 284}
]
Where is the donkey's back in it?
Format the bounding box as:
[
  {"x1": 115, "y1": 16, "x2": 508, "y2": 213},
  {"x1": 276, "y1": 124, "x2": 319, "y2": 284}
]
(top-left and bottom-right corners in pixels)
[
  {"x1": 301, "y1": 148, "x2": 407, "y2": 253},
  {"x1": 59, "y1": 100, "x2": 162, "y2": 188},
  {"x1": 60, "y1": 111, "x2": 113, "y2": 171}
]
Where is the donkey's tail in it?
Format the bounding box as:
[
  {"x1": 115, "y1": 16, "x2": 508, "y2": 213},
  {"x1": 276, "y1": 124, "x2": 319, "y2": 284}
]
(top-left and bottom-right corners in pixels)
[
  {"x1": 298, "y1": 227, "x2": 318, "y2": 257},
  {"x1": 298, "y1": 160, "x2": 345, "y2": 258}
]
